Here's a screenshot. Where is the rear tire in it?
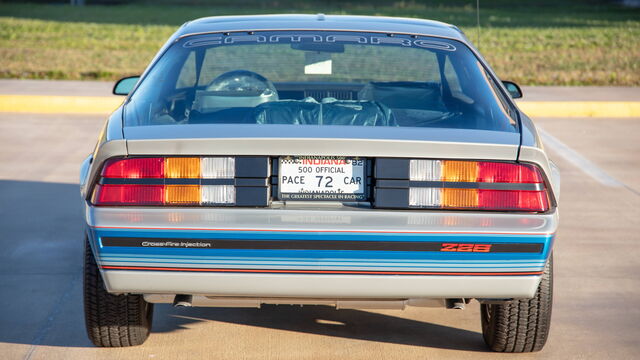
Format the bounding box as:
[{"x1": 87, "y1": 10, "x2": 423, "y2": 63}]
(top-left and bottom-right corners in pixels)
[
  {"x1": 480, "y1": 255, "x2": 553, "y2": 352},
  {"x1": 83, "y1": 237, "x2": 153, "y2": 347}
]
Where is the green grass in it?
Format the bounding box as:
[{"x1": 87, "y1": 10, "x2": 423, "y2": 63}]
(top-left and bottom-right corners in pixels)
[{"x1": 0, "y1": 1, "x2": 638, "y2": 85}]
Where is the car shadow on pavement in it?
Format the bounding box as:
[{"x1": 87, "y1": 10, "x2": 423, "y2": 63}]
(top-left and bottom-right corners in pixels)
[
  {"x1": 154, "y1": 304, "x2": 488, "y2": 351},
  {"x1": 0, "y1": 179, "x2": 484, "y2": 351},
  {"x1": 0, "y1": 180, "x2": 92, "y2": 348}
]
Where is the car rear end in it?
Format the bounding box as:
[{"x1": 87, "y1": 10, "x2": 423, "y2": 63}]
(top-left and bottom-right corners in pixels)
[
  {"x1": 80, "y1": 17, "x2": 558, "y2": 351},
  {"x1": 87, "y1": 152, "x2": 555, "y2": 299}
]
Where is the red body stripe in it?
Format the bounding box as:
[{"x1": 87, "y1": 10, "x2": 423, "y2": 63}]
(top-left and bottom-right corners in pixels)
[{"x1": 101, "y1": 265, "x2": 543, "y2": 276}]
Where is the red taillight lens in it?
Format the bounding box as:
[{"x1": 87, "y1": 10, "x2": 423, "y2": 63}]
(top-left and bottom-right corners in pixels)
[
  {"x1": 477, "y1": 162, "x2": 543, "y2": 183},
  {"x1": 93, "y1": 184, "x2": 164, "y2": 206},
  {"x1": 102, "y1": 158, "x2": 164, "y2": 178},
  {"x1": 478, "y1": 190, "x2": 549, "y2": 211}
]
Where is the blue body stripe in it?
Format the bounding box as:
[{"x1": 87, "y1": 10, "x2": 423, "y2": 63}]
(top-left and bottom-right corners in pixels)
[
  {"x1": 99, "y1": 254, "x2": 547, "y2": 263},
  {"x1": 98, "y1": 258, "x2": 543, "y2": 268},
  {"x1": 90, "y1": 227, "x2": 553, "y2": 271}
]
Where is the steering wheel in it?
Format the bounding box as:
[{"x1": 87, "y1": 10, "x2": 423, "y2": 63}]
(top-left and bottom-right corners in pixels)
[{"x1": 207, "y1": 70, "x2": 276, "y2": 95}]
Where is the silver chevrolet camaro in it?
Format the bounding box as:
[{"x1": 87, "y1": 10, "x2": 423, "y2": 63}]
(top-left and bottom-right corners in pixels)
[{"x1": 80, "y1": 14, "x2": 560, "y2": 352}]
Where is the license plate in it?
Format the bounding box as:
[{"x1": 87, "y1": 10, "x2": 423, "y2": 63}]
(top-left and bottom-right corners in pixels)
[{"x1": 278, "y1": 156, "x2": 366, "y2": 201}]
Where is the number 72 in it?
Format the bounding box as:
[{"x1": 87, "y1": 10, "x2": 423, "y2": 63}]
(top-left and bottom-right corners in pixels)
[{"x1": 316, "y1": 176, "x2": 334, "y2": 188}]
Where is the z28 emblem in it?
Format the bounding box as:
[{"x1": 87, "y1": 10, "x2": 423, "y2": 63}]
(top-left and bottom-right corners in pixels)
[{"x1": 440, "y1": 243, "x2": 492, "y2": 252}]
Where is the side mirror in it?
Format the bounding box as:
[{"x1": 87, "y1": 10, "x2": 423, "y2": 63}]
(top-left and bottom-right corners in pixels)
[
  {"x1": 113, "y1": 76, "x2": 140, "y2": 96},
  {"x1": 502, "y1": 81, "x2": 523, "y2": 99}
]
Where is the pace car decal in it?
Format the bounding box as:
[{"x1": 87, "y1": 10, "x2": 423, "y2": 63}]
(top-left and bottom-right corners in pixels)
[{"x1": 183, "y1": 33, "x2": 457, "y2": 51}]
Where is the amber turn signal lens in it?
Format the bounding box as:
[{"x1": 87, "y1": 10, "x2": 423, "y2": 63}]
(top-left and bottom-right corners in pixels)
[
  {"x1": 165, "y1": 185, "x2": 200, "y2": 205},
  {"x1": 442, "y1": 188, "x2": 479, "y2": 208},
  {"x1": 442, "y1": 161, "x2": 478, "y2": 182},
  {"x1": 165, "y1": 157, "x2": 200, "y2": 178}
]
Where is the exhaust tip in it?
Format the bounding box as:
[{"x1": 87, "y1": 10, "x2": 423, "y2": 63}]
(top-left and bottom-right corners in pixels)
[
  {"x1": 173, "y1": 294, "x2": 193, "y2": 307},
  {"x1": 446, "y1": 298, "x2": 466, "y2": 310}
]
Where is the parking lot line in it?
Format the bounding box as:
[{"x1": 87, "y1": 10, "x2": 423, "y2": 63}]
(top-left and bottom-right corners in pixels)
[{"x1": 537, "y1": 127, "x2": 624, "y2": 188}]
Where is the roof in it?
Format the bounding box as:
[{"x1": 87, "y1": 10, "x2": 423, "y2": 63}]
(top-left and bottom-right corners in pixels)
[{"x1": 176, "y1": 14, "x2": 466, "y2": 41}]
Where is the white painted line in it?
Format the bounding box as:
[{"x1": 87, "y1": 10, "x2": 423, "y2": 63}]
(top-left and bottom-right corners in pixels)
[{"x1": 537, "y1": 127, "x2": 624, "y2": 187}]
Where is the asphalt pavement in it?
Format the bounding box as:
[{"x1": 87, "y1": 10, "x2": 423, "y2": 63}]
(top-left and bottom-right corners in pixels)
[{"x1": 0, "y1": 85, "x2": 639, "y2": 359}]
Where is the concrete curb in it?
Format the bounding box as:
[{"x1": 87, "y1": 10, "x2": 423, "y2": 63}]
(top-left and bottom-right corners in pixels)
[
  {"x1": 516, "y1": 101, "x2": 640, "y2": 118},
  {"x1": 0, "y1": 95, "x2": 123, "y2": 115},
  {"x1": 0, "y1": 95, "x2": 639, "y2": 117}
]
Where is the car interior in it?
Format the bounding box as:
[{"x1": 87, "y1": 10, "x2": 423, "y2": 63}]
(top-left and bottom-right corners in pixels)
[
  {"x1": 132, "y1": 38, "x2": 517, "y2": 132},
  {"x1": 154, "y1": 72, "x2": 487, "y2": 129}
]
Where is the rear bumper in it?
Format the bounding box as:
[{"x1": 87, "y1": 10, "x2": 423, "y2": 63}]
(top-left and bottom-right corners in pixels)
[
  {"x1": 104, "y1": 271, "x2": 542, "y2": 298},
  {"x1": 86, "y1": 205, "x2": 557, "y2": 299}
]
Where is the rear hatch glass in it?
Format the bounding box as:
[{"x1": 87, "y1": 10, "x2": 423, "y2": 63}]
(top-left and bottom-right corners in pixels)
[{"x1": 124, "y1": 31, "x2": 518, "y2": 133}]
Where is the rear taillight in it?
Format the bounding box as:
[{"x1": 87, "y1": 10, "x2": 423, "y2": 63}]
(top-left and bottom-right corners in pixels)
[
  {"x1": 93, "y1": 184, "x2": 164, "y2": 205},
  {"x1": 92, "y1": 157, "x2": 236, "y2": 206},
  {"x1": 101, "y1": 157, "x2": 164, "y2": 178},
  {"x1": 407, "y1": 160, "x2": 549, "y2": 211}
]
